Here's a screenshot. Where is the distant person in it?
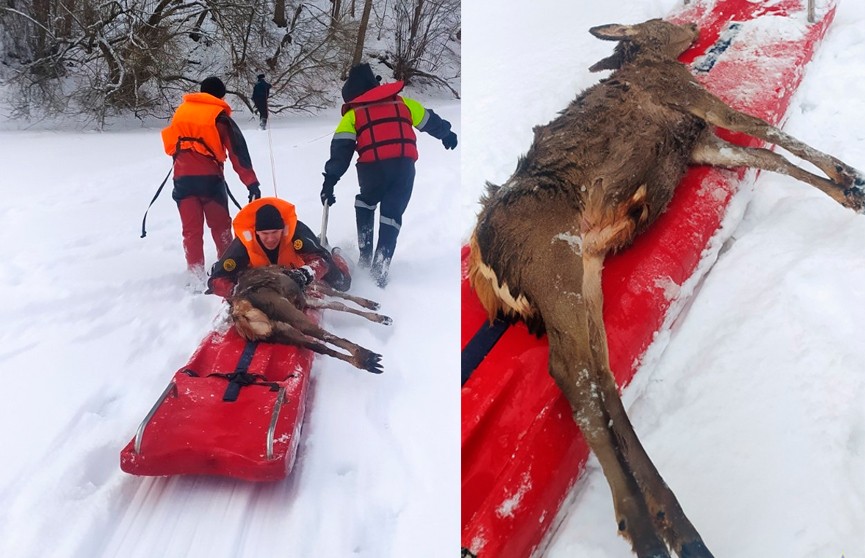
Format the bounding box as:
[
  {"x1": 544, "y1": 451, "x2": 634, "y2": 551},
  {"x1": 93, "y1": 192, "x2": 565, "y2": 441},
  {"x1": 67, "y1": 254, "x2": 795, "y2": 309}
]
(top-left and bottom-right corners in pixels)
[
  {"x1": 207, "y1": 197, "x2": 350, "y2": 297},
  {"x1": 320, "y1": 63, "x2": 458, "y2": 287},
  {"x1": 252, "y1": 74, "x2": 272, "y2": 130},
  {"x1": 162, "y1": 76, "x2": 262, "y2": 282}
]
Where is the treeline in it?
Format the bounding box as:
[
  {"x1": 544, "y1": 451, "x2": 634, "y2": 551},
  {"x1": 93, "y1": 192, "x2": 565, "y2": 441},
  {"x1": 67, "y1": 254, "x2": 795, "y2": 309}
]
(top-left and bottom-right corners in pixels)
[{"x1": 0, "y1": 0, "x2": 460, "y2": 125}]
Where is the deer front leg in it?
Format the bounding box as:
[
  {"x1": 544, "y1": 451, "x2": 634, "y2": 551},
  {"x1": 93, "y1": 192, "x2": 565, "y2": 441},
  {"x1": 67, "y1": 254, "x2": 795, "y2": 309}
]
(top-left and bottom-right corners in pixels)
[
  {"x1": 309, "y1": 282, "x2": 382, "y2": 310},
  {"x1": 691, "y1": 132, "x2": 864, "y2": 210},
  {"x1": 304, "y1": 298, "x2": 393, "y2": 325},
  {"x1": 682, "y1": 86, "x2": 865, "y2": 191}
]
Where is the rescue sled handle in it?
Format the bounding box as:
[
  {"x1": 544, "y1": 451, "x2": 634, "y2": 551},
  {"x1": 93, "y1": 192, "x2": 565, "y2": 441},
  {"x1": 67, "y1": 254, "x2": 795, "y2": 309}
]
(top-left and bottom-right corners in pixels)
[
  {"x1": 267, "y1": 386, "x2": 288, "y2": 460},
  {"x1": 134, "y1": 381, "x2": 178, "y2": 454}
]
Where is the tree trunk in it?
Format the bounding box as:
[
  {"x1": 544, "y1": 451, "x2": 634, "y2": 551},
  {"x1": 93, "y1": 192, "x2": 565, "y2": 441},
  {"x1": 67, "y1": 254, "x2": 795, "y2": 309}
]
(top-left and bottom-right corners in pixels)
[
  {"x1": 273, "y1": 0, "x2": 287, "y2": 27},
  {"x1": 331, "y1": 0, "x2": 342, "y2": 27},
  {"x1": 350, "y1": 0, "x2": 373, "y2": 67}
]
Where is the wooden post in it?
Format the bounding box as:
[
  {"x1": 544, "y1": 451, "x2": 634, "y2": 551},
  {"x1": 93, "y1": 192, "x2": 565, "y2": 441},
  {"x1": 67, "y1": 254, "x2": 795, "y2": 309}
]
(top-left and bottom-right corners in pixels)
[{"x1": 808, "y1": 0, "x2": 815, "y2": 23}]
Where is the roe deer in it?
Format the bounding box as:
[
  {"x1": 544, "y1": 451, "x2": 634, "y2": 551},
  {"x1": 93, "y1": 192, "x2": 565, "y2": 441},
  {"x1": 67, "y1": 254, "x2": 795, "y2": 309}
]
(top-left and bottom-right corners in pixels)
[
  {"x1": 468, "y1": 18, "x2": 864, "y2": 558},
  {"x1": 230, "y1": 265, "x2": 391, "y2": 374}
]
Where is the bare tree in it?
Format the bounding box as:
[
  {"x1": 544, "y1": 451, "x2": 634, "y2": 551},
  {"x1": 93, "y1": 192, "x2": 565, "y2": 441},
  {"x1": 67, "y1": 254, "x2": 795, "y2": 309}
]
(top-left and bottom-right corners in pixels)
[
  {"x1": 0, "y1": 0, "x2": 460, "y2": 123},
  {"x1": 379, "y1": 0, "x2": 459, "y2": 96}
]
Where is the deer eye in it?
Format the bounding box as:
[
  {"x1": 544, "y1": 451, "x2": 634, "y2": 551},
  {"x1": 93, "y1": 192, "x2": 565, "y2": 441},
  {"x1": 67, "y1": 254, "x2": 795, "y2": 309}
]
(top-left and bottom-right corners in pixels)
[{"x1": 628, "y1": 203, "x2": 648, "y2": 223}]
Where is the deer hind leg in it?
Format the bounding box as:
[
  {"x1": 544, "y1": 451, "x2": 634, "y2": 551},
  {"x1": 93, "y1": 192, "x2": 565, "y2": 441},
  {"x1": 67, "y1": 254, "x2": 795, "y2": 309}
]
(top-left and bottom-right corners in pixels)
[
  {"x1": 580, "y1": 253, "x2": 714, "y2": 558},
  {"x1": 269, "y1": 321, "x2": 375, "y2": 369},
  {"x1": 516, "y1": 235, "x2": 667, "y2": 557},
  {"x1": 692, "y1": 131, "x2": 862, "y2": 210},
  {"x1": 685, "y1": 92, "x2": 865, "y2": 198},
  {"x1": 543, "y1": 313, "x2": 669, "y2": 555},
  {"x1": 308, "y1": 282, "x2": 381, "y2": 311},
  {"x1": 247, "y1": 292, "x2": 383, "y2": 373},
  {"x1": 304, "y1": 298, "x2": 393, "y2": 325}
]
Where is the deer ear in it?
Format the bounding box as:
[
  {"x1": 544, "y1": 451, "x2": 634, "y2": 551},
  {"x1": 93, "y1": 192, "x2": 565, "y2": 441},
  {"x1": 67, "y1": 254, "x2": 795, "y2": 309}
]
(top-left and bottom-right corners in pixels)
[
  {"x1": 589, "y1": 51, "x2": 624, "y2": 72},
  {"x1": 589, "y1": 24, "x2": 635, "y2": 41}
]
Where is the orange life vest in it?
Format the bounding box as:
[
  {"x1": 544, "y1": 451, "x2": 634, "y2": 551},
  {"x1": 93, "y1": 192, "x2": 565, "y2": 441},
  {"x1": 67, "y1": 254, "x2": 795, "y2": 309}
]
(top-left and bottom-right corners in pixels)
[
  {"x1": 233, "y1": 198, "x2": 305, "y2": 268},
  {"x1": 161, "y1": 93, "x2": 232, "y2": 162}
]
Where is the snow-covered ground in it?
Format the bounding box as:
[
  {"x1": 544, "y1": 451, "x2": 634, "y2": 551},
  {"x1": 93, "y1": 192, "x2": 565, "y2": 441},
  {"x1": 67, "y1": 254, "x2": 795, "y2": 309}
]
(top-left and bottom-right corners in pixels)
[
  {"x1": 0, "y1": 96, "x2": 460, "y2": 556},
  {"x1": 463, "y1": 0, "x2": 865, "y2": 557}
]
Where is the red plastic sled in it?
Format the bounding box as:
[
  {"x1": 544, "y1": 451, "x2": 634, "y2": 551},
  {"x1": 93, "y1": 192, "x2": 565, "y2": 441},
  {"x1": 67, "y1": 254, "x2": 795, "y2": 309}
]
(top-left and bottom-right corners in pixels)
[
  {"x1": 120, "y1": 317, "x2": 317, "y2": 482},
  {"x1": 461, "y1": 1, "x2": 838, "y2": 556}
]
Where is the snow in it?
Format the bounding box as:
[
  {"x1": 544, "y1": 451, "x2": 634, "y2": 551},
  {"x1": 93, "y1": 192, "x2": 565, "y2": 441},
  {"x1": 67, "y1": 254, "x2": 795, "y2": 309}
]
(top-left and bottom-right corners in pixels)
[
  {"x1": 463, "y1": 0, "x2": 865, "y2": 557},
  {"x1": 4, "y1": 0, "x2": 865, "y2": 555},
  {"x1": 0, "y1": 96, "x2": 459, "y2": 556}
]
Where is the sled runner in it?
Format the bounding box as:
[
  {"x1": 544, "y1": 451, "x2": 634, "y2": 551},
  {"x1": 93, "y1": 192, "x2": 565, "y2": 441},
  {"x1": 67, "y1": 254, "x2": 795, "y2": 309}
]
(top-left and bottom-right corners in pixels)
[
  {"x1": 120, "y1": 322, "x2": 317, "y2": 482},
  {"x1": 461, "y1": 1, "x2": 839, "y2": 556}
]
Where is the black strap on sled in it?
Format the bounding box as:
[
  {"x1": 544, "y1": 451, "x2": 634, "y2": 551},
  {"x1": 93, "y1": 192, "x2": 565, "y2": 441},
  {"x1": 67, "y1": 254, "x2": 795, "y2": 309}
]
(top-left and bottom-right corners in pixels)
[
  {"x1": 140, "y1": 165, "x2": 173, "y2": 238},
  {"x1": 219, "y1": 341, "x2": 277, "y2": 402},
  {"x1": 461, "y1": 548, "x2": 478, "y2": 558},
  {"x1": 461, "y1": 315, "x2": 511, "y2": 386}
]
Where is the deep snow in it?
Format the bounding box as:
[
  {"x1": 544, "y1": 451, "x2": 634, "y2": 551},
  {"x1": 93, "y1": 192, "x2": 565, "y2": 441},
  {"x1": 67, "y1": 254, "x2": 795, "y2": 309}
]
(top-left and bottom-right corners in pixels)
[
  {"x1": 462, "y1": 0, "x2": 865, "y2": 557},
  {"x1": 0, "y1": 97, "x2": 460, "y2": 556}
]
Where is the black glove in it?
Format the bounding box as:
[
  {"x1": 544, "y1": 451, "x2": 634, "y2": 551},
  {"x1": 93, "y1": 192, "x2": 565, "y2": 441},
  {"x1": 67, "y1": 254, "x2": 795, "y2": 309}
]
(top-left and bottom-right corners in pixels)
[
  {"x1": 285, "y1": 266, "x2": 314, "y2": 288},
  {"x1": 248, "y1": 183, "x2": 261, "y2": 202},
  {"x1": 442, "y1": 131, "x2": 458, "y2": 150},
  {"x1": 321, "y1": 173, "x2": 338, "y2": 206}
]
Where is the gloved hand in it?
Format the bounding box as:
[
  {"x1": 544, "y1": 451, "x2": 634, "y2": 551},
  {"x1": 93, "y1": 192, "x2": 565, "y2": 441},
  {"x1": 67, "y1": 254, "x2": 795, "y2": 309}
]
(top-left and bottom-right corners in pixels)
[
  {"x1": 442, "y1": 131, "x2": 458, "y2": 150},
  {"x1": 285, "y1": 265, "x2": 314, "y2": 288},
  {"x1": 248, "y1": 182, "x2": 262, "y2": 202},
  {"x1": 321, "y1": 173, "x2": 338, "y2": 206}
]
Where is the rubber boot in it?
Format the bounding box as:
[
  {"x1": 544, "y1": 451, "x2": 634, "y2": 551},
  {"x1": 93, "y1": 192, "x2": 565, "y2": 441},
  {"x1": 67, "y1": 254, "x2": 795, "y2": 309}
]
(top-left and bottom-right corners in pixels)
[
  {"x1": 371, "y1": 222, "x2": 399, "y2": 288},
  {"x1": 356, "y1": 206, "x2": 375, "y2": 268}
]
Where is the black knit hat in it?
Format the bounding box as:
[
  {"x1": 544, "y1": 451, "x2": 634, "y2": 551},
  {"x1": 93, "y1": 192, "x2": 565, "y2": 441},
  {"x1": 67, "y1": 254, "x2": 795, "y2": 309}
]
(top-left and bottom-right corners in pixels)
[
  {"x1": 200, "y1": 76, "x2": 226, "y2": 99},
  {"x1": 341, "y1": 63, "x2": 381, "y2": 103},
  {"x1": 257, "y1": 74, "x2": 266, "y2": 80},
  {"x1": 255, "y1": 204, "x2": 285, "y2": 231}
]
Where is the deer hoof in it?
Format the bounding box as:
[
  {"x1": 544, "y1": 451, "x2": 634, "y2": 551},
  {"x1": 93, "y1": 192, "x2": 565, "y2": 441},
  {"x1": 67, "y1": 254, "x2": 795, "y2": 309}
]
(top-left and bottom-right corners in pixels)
[
  {"x1": 363, "y1": 352, "x2": 384, "y2": 374},
  {"x1": 381, "y1": 316, "x2": 393, "y2": 326},
  {"x1": 843, "y1": 187, "x2": 865, "y2": 213},
  {"x1": 679, "y1": 540, "x2": 714, "y2": 558}
]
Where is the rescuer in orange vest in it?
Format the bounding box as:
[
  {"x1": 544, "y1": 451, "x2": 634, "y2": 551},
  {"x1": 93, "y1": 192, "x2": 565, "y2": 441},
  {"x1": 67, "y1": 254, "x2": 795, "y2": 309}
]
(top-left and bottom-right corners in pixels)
[
  {"x1": 320, "y1": 63, "x2": 458, "y2": 287},
  {"x1": 162, "y1": 76, "x2": 263, "y2": 279},
  {"x1": 207, "y1": 198, "x2": 350, "y2": 298}
]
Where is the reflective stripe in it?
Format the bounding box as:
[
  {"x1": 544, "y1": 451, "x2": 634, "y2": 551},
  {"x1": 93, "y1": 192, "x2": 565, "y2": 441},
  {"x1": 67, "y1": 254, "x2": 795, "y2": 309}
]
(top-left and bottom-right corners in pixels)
[
  {"x1": 333, "y1": 131, "x2": 356, "y2": 141},
  {"x1": 417, "y1": 110, "x2": 430, "y2": 130},
  {"x1": 355, "y1": 199, "x2": 377, "y2": 210},
  {"x1": 380, "y1": 216, "x2": 401, "y2": 230}
]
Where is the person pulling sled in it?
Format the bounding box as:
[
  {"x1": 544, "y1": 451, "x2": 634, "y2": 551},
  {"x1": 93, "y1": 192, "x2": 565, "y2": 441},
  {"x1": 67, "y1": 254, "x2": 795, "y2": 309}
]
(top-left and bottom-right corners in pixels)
[
  {"x1": 161, "y1": 76, "x2": 263, "y2": 284},
  {"x1": 207, "y1": 197, "x2": 351, "y2": 297},
  {"x1": 320, "y1": 63, "x2": 458, "y2": 287}
]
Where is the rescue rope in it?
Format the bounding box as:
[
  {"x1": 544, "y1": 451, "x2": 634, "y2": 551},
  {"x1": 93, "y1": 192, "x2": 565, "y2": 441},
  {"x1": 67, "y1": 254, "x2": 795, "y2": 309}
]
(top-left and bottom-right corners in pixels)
[{"x1": 267, "y1": 123, "x2": 278, "y2": 197}]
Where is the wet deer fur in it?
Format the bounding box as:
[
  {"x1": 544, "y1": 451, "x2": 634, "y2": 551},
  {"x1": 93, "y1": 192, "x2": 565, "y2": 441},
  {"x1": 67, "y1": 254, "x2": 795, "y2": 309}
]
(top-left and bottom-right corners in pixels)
[
  {"x1": 230, "y1": 265, "x2": 391, "y2": 374},
  {"x1": 468, "y1": 19, "x2": 865, "y2": 558}
]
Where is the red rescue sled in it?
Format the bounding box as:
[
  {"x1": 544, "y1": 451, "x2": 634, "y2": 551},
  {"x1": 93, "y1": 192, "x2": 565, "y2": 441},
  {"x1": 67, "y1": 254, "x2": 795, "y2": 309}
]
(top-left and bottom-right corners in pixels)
[
  {"x1": 461, "y1": 1, "x2": 838, "y2": 556},
  {"x1": 120, "y1": 315, "x2": 318, "y2": 482}
]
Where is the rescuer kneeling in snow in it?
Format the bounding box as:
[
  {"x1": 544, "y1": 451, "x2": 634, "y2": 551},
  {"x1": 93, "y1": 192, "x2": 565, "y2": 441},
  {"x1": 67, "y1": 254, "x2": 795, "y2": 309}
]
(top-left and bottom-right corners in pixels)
[
  {"x1": 320, "y1": 63, "x2": 458, "y2": 287},
  {"x1": 207, "y1": 198, "x2": 350, "y2": 297}
]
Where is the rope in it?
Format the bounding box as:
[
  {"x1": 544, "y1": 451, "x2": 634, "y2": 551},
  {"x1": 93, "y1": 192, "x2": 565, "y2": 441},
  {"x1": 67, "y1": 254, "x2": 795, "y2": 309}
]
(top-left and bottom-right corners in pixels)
[{"x1": 267, "y1": 123, "x2": 278, "y2": 197}]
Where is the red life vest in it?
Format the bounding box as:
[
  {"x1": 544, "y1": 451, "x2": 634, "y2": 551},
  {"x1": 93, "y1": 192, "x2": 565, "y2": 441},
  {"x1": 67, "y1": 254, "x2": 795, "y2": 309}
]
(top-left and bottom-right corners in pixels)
[{"x1": 343, "y1": 82, "x2": 418, "y2": 163}]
